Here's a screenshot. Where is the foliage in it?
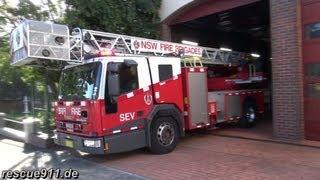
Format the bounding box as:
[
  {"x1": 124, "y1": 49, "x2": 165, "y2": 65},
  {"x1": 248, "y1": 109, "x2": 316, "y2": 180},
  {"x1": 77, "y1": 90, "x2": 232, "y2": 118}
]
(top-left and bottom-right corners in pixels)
[
  {"x1": 0, "y1": 0, "x2": 62, "y2": 100},
  {"x1": 0, "y1": 0, "x2": 162, "y2": 108},
  {"x1": 0, "y1": 0, "x2": 60, "y2": 36},
  {"x1": 0, "y1": 0, "x2": 162, "y2": 101},
  {"x1": 65, "y1": 0, "x2": 162, "y2": 39},
  {"x1": 0, "y1": 37, "x2": 33, "y2": 98}
]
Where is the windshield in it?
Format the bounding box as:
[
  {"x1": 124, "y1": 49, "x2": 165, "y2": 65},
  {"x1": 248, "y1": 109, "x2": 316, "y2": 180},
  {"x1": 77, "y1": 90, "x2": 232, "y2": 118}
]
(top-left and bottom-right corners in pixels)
[{"x1": 59, "y1": 62, "x2": 102, "y2": 101}]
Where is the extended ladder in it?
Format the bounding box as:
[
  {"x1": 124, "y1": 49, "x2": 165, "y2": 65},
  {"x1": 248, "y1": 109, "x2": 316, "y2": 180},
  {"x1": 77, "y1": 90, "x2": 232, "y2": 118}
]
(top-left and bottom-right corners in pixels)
[
  {"x1": 70, "y1": 29, "x2": 246, "y2": 66},
  {"x1": 10, "y1": 19, "x2": 248, "y2": 67}
]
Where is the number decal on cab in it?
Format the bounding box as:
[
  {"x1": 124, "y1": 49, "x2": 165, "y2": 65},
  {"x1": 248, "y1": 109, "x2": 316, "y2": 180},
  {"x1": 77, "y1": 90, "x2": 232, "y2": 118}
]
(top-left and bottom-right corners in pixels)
[{"x1": 119, "y1": 112, "x2": 135, "y2": 122}]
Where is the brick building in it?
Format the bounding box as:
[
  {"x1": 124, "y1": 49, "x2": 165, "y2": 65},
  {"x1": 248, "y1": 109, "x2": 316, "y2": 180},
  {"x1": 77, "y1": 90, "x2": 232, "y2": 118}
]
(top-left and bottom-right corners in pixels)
[{"x1": 159, "y1": 0, "x2": 320, "y2": 141}]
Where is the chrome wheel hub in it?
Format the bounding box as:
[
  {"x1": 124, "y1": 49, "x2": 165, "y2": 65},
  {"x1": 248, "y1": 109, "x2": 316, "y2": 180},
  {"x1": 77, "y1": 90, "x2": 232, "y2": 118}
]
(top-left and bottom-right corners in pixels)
[{"x1": 157, "y1": 122, "x2": 174, "y2": 146}]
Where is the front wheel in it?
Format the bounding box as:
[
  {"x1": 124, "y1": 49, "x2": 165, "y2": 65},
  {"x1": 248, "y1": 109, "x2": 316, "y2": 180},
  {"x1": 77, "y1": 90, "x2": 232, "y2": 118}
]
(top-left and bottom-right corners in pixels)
[{"x1": 149, "y1": 117, "x2": 179, "y2": 154}]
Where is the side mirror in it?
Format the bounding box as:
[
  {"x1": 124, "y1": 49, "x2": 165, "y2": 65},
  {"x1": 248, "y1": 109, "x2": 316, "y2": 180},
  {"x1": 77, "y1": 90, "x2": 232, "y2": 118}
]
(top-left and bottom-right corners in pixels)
[
  {"x1": 107, "y1": 62, "x2": 121, "y2": 97},
  {"x1": 124, "y1": 59, "x2": 138, "y2": 67},
  {"x1": 107, "y1": 62, "x2": 121, "y2": 73}
]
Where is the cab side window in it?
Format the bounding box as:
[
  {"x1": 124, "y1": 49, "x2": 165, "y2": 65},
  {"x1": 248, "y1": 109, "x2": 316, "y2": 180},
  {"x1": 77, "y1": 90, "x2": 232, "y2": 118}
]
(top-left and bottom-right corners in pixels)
[
  {"x1": 158, "y1": 64, "x2": 173, "y2": 81},
  {"x1": 119, "y1": 65, "x2": 139, "y2": 93},
  {"x1": 105, "y1": 61, "x2": 139, "y2": 114}
]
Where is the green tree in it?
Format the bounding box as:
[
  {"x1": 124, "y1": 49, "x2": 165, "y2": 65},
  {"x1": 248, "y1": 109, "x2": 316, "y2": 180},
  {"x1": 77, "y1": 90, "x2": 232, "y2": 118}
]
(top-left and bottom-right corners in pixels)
[
  {"x1": 0, "y1": 0, "x2": 63, "y2": 98},
  {"x1": 0, "y1": 0, "x2": 64, "y2": 132},
  {"x1": 65, "y1": 0, "x2": 162, "y2": 39},
  {"x1": 0, "y1": 38, "x2": 30, "y2": 98}
]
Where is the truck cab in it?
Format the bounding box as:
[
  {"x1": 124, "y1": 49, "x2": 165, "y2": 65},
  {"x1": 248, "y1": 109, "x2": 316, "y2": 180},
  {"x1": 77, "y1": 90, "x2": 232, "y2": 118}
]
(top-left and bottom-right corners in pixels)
[{"x1": 53, "y1": 56, "x2": 184, "y2": 154}]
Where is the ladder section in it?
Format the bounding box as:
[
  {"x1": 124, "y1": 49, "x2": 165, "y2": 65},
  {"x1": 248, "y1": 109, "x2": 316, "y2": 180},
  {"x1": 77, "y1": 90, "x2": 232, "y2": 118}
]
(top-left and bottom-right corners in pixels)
[
  {"x1": 73, "y1": 29, "x2": 246, "y2": 65},
  {"x1": 9, "y1": 19, "x2": 247, "y2": 67}
]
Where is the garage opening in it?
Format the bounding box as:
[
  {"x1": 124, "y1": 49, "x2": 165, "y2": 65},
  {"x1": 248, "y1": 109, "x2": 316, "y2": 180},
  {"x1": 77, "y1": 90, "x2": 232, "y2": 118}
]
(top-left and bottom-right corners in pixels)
[{"x1": 170, "y1": 0, "x2": 273, "y2": 140}]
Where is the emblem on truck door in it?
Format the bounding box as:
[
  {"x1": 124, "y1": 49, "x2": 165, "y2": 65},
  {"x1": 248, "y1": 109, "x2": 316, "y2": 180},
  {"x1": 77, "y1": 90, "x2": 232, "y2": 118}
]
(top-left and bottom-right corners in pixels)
[{"x1": 144, "y1": 94, "x2": 152, "y2": 105}]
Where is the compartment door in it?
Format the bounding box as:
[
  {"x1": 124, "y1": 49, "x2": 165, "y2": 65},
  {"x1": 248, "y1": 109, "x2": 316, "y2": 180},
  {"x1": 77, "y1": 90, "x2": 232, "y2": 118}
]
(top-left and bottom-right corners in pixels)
[
  {"x1": 188, "y1": 72, "x2": 209, "y2": 125},
  {"x1": 302, "y1": 0, "x2": 320, "y2": 140}
]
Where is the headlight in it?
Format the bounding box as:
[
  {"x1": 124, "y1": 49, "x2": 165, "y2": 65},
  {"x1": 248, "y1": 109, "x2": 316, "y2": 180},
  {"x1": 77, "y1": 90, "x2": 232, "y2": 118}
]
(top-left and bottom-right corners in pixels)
[{"x1": 83, "y1": 139, "x2": 101, "y2": 148}]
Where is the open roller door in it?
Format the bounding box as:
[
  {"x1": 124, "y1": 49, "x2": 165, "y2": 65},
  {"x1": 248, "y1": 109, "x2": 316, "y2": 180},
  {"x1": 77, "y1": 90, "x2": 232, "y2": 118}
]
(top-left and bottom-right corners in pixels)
[{"x1": 165, "y1": 0, "x2": 273, "y2": 139}]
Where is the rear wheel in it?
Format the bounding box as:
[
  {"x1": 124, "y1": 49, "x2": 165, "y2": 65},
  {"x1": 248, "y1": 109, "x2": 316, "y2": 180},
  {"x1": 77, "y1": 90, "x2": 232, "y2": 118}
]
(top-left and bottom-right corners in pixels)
[
  {"x1": 149, "y1": 117, "x2": 179, "y2": 154},
  {"x1": 239, "y1": 102, "x2": 257, "y2": 128}
]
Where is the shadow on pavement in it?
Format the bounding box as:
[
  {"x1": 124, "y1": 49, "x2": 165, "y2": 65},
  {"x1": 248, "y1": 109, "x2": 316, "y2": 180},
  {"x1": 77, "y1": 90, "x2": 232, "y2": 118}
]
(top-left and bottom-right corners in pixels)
[{"x1": 3, "y1": 141, "x2": 146, "y2": 180}]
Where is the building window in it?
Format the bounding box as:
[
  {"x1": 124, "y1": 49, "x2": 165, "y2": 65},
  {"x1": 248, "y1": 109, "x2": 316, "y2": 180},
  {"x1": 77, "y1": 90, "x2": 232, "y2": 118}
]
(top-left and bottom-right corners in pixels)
[
  {"x1": 158, "y1": 65, "x2": 173, "y2": 81},
  {"x1": 305, "y1": 63, "x2": 320, "y2": 77},
  {"x1": 306, "y1": 22, "x2": 320, "y2": 39},
  {"x1": 305, "y1": 63, "x2": 320, "y2": 98},
  {"x1": 307, "y1": 83, "x2": 320, "y2": 98}
]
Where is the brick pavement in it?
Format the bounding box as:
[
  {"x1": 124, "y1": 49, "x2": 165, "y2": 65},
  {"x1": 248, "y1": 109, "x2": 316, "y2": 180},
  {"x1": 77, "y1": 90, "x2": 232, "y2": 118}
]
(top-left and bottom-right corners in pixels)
[
  {"x1": 82, "y1": 134, "x2": 320, "y2": 180},
  {"x1": 2, "y1": 131, "x2": 320, "y2": 180}
]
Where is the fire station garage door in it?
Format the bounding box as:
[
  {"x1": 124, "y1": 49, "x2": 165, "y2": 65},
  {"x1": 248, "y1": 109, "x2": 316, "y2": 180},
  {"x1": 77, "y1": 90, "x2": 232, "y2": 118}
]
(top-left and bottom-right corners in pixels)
[{"x1": 302, "y1": 0, "x2": 320, "y2": 141}]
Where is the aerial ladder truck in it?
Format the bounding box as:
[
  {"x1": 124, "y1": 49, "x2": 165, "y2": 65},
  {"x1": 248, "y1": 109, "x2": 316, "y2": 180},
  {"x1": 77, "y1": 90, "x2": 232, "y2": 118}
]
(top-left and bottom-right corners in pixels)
[{"x1": 9, "y1": 19, "x2": 268, "y2": 154}]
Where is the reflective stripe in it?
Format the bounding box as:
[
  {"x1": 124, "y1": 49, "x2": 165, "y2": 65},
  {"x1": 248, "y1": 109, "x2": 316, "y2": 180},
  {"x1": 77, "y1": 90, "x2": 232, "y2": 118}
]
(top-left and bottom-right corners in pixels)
[
  {"x1": 160, "y1": 82, "x2": 166, "y2": 86},
  {"x1": 155, "y1": 92, "x2": 160, "y2": 99},
  {"x1": 126, "y1": 92, "x2": 134, "y2": 98},
  {"x1": 113, "y1": 130, "x2": 121, "y2": 134},
  {"x1": 143, "y1": 86, "x2": 150, "y2": 92},
  {"x1": 130, "y1": 126, "x2": 138, "y2": 130},
  {"x1": 80, "y1": 101, "x2": 86, "y2": 106}
]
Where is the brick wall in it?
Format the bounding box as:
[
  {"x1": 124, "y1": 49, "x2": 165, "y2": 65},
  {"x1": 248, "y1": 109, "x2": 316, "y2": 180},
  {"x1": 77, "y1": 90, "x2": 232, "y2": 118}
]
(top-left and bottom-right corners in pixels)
[{"x1": 270, "y1": 0, "x2": 304, "y2": 140}]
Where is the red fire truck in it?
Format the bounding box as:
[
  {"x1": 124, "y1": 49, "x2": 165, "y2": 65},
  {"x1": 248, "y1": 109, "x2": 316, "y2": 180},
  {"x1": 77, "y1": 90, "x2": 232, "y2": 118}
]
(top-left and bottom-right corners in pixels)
[{"x1": 10, "y1": 20, "x2": 268, "y2": 154}]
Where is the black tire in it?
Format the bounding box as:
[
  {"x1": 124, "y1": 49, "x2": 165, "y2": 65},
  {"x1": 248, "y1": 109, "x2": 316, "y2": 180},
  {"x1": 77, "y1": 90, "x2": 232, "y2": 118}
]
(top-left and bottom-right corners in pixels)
[
  {"x1": 149, "y1": 117, "x2": 179, "y2": 154},
  {"x1": 239, "y1": 102, "x2": 257, "y2": 128}
]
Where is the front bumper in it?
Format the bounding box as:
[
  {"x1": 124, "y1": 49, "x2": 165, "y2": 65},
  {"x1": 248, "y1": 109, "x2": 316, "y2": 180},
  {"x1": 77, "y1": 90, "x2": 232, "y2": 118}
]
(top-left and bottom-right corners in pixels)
[
  {"x1": 54, "y1": 131, "x2": 105, "y2": 154},
  {"x1": 54, "y1": 129, "x2": 146, "y2": 154}
]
